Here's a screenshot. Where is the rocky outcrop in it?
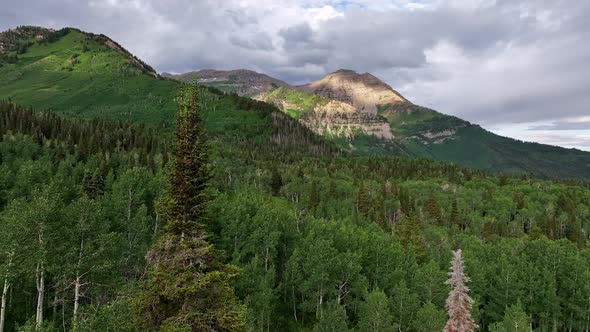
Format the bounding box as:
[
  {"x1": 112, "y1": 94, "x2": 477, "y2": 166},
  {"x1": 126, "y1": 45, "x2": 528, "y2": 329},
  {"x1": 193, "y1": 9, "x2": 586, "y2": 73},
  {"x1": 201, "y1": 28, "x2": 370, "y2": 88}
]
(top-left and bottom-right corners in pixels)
[
  {"x1": 302, "y1": 111, "x2": 394, "y2": 140},
  {"x1": 257, "y1": 86, "x2": 394, "y2": 140}
]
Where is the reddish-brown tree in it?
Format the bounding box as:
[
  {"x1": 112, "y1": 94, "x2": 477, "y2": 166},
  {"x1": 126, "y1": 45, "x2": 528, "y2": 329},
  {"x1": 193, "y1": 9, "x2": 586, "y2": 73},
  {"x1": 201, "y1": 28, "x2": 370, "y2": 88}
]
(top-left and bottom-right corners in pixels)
[{"x1": 444, "y1": 249, "x2": 477, "y2": 332}]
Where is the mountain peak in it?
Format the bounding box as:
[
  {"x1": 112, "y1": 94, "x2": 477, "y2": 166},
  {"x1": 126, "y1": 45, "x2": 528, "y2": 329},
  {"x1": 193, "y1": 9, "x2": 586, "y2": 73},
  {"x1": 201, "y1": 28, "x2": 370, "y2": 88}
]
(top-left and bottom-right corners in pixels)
[
  {"x1": 164, "y1": 69, "x2": 288, "y2": 96},
  {"x1": 299, "y1": 69, "x2": 408, "y2": 114},
  {"x1": 0, "y1": 26, "x2": 159, "y2": 77}
]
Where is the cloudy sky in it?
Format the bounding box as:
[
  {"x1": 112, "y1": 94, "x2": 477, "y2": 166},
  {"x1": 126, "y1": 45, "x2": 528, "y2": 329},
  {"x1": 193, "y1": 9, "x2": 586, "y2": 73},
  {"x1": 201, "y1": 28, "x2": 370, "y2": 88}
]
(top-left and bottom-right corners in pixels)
[{"x1": 2, "y1": 0, "x2": 589, "y2": 150}]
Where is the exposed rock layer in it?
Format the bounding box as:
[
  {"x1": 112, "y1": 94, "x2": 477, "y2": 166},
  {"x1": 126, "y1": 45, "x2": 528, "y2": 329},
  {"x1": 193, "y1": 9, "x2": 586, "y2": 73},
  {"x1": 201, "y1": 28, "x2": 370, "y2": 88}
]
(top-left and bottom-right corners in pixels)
[{"x1": 298, "y1": 69, "x2": 407, "y2": 114}]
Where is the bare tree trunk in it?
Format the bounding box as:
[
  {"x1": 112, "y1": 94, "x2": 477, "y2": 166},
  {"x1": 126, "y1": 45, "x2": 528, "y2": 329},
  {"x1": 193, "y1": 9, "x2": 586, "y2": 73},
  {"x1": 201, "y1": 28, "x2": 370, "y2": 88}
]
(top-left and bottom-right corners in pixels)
[
  {"x1": 127, "y1": 187, "x2": 133, "y2": 263},
  {"x1": 153, "y1": 214, "x2": 159, "y2": 236},
  {"x1": 72, "y1": 274, "x2": 81, "y2": 330},
  {"x1": 292, "y1": 286, "x2": 298, "y2": 323},
  {"x1": 0, "y1": 279, "x2": 8, "y2": 332},
  {"x1": 0, "y1": 254, "x2": 12, "y2": 332},
  {"x1": 72, "y1": 238, "x2": 85, "y2": 331},
  {"x1": 36, "y1": 263, "x2": 45, "y2": 330}
]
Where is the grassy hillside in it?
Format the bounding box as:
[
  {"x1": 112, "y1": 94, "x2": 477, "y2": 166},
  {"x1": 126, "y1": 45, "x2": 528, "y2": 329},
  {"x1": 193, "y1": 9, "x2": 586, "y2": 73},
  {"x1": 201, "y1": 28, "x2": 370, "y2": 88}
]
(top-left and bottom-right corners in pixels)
[
  {"x1": 0, "y1": 27, "x2": 178, "y2": 127},
  {"x1": 257, "y1": 85, "x2": 331, "y2": 118}
]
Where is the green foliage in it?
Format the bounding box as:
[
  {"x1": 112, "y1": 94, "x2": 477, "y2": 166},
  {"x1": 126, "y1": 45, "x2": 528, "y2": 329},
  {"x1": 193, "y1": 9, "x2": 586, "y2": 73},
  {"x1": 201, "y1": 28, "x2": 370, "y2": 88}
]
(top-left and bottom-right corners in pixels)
[
  {"x1": 312, "y1": 301, "x2": 350, "y2": 332},
  {"x1": 135, "y1": 83, "x2": 245, "y2": 331},
  {"x1": 414, "y1": 302, "x2": 446, "y2": 332},
  {"x1": 0, "y1": 127, "x2": 163, "y2": 330},
  {"x1": 76, "y1": 298, "x2": 139, "y2": 332},
  {"x1": 0, "y1": 28, "x2": 178, "y2": 127},
  {"x1": 269, "y1": 166, "x2": 283, "y2": 196},
  {"x1": 357, "y1": 290, "x2": 397, "y2": 332},
  {"x1": 260, "y1": 86, "x2": 329, "y2": 118},
  {"x1": 489, "y1": 301, "x2": 532, "y2": 332}
]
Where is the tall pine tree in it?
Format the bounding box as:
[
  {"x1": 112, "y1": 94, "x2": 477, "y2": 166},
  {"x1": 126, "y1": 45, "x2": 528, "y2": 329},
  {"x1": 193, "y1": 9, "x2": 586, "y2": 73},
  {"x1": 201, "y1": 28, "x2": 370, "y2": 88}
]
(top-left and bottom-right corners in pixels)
[{"x1": 135, "y1": 83, "x2": 245, "y2": 331}]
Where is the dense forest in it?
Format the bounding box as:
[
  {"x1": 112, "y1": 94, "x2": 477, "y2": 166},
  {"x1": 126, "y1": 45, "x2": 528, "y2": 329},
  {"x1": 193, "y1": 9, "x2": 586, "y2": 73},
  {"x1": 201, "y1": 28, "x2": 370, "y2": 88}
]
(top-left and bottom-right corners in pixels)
[{"x1": 0, "y1": 81, "x2": 590, "y2": 331}]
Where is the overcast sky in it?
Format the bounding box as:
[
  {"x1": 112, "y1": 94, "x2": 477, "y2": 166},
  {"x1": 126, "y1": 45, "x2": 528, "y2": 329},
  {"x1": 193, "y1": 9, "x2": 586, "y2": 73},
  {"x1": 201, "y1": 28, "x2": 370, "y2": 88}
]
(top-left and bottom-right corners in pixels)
[{"x1": 2, "y1": 0, "x2": 589, "y2": 150}]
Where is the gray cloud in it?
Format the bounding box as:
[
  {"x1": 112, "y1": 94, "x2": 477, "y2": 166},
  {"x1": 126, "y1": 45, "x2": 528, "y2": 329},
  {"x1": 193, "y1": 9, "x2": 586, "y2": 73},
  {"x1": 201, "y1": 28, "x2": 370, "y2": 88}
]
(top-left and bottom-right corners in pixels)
[
  {"x1": 279, "y1": 23, "x2": 313, "y2": 45},
  {"x1": 1, "y1": 0, "x2": 589, "y2": 150},
  {"x1": 530, "y1": 120, "x2": 590, "y2": 131},
  {"x1": 229, "y1": 32, "x2": 275, "y2": 51},
  {"x1": 533, "y1": 134, "x2": 590, "y2": 149}
]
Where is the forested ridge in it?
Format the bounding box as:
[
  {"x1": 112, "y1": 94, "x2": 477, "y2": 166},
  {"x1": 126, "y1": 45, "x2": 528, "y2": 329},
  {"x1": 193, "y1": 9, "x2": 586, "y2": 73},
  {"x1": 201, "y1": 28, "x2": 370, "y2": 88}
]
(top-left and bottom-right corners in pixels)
[{"x1": 0, "y1": 26, "x2": 590, "y2": 332}]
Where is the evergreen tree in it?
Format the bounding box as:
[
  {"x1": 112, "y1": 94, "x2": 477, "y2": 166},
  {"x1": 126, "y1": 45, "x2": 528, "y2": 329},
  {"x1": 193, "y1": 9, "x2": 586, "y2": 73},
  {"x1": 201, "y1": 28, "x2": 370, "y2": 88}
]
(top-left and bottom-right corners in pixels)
[
  {"x1": 356, "y1": 182, "x2": 371, "y2": 217},
  {"x1": 396, "y1": 213, "x2": 426, "y2": 261},
  {"x1": 269, "y1": 167, "x2": 283, "y2": 196},
  {"x1": 444, "y1": 249, "x2": 477, "y2": 332},
  {"x1": 135, "y1": 83, "x2": 245, "y2": 331},
  {"x1": 425, "y1": 196, "x2": 442, "y2": 225},
  {"x1": 307, "y1": 180, "x2": 320, "y2": 211},
  {"x1": 450, "y1": 200, "x2": 463, "y2": 230}
]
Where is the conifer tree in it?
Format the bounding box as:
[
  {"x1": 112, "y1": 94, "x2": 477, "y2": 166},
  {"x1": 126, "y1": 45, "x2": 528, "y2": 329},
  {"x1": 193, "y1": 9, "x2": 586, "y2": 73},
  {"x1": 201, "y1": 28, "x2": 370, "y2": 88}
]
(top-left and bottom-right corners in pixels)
[
  {"x1": 356, "y1": 182, "x2": 371, "y2": 217},
  {"x1": 135, "y1": 83, "x2": 245, "y2": 331},
  {"x1": 307, "y1": 180, "x2": 320, "y2": 211},
  {"x1": 444, "y1": 249, "x2": 477, "y2": 332},
  {"x1": 425, "y1": 196, "x2": 441, "y2": 225},
  {"x1": 269, "y1": 167, "x2": 283, "y2": 196},
  {"x1": 450, "y1": 200, "x2": 462, "y2": 229}
]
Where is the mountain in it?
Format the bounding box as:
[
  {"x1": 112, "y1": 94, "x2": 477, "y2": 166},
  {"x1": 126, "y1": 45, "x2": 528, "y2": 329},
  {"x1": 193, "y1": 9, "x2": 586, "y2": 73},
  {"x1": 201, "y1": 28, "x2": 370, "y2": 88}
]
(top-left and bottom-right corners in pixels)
[
  {"x1": 163, "y1": 69, "x2": 288, "y2": 96},
  {"x1": 0, "y1": 26, "x2": 178, "y2": 126},
  {"x1": 257, "y1": 69, "x2": 590, "y2": 180},
  {"x1": 256, "y1": 86, "x2": 395, "y2": 140},
  {"x1": 298, "y1": 69, "x2": 407, "y2": 114},
  {"x1": 1, "y1": 26, "x2": 589, "y2": 180}
]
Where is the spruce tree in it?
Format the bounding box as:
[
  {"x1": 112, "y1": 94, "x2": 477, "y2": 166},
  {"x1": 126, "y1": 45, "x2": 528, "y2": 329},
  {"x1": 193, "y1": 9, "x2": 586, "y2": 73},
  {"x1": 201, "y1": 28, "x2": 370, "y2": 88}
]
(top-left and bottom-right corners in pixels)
[
  {"x1": 269, "y1": 167, "x2": 283, "y2": 196},
  {"x1": 444, "y1": 249, "x2": 477, "y2": 332},
  {"x1": 135, "y1": 83, "x2": 245, "y2": 331},
  {"x1": 356, "y1": 182, "x2": 371, "y2": 217},
  {"x1": 425, "y1": 196, "x2": 441, "y2": 225}
]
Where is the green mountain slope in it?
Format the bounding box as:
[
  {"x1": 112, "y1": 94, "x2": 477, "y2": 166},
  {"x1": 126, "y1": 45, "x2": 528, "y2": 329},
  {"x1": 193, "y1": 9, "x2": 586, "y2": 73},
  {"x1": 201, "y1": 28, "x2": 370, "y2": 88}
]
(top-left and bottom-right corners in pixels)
[
  {"x1": 0, "y1": 26, "x2": 338, "y2": 158},
  {"x1": 0, "y1": 27, "x2": 178, "y2": 127},
  {"x1": 380, "y1": 103, "x2": 590, "y2": 179},
  {"x1": 252, "y1": 72, "x2": 590, "y2": 180},
  {"x1": 2, "y1": 26, "x2": 589, "y2": 181}
]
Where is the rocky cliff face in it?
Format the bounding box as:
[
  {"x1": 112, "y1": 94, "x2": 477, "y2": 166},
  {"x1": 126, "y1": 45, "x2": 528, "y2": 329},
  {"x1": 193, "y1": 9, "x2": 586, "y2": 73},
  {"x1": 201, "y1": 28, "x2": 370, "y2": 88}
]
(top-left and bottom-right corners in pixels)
[
  {"x1": 298, "y1": 69, "x2": 408, "y2": 115},
  {"x1": 163, "y1": 69, "x2": 288, "y2": 96},
  {"x1": 256, "y1": 84, "x2": 394, "y2": 140}
]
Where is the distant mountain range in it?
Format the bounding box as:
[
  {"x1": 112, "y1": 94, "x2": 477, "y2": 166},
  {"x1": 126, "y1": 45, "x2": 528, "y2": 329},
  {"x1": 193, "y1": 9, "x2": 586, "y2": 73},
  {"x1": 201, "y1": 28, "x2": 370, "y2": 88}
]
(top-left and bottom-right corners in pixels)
[
  {"x1": 1, "y1": 26, "x2": 589, "y2": 180},
  {"x1": 168, "y1": 68, "x2": 590, "y2": 180},
  {"x1": 162, "y1": 69, "x2": 288, "y2": 96}
]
